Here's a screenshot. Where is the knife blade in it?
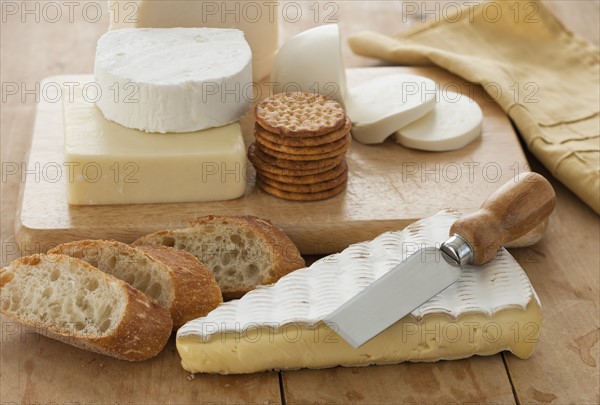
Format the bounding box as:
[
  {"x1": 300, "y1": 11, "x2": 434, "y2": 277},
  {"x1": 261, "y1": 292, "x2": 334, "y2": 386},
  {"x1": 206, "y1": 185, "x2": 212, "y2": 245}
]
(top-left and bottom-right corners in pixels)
[{"x1": 324, "y1": 172, "x2": 556, "y2": 348}]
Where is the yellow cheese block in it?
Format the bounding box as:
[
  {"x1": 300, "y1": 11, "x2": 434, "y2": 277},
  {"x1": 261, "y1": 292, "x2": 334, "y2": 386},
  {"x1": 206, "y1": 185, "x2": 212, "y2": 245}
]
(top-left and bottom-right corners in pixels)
[
  {"x1": 64, "y1": 85, "x2": 247, "y2": 205},
  {"x1": 176, "y1": 210, "x2": 542, "y2": 374}
]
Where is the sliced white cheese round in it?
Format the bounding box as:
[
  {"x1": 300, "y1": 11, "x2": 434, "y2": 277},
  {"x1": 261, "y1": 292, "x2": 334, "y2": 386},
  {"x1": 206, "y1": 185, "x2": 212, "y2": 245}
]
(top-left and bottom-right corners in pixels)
[
  {"x1": 94, "y1": 28, "x2": 252, "y2": 133},
  {"x1": 396, "y1": 92, "x2": 483, "y2": 151},
  {"x1": 271, "y1": 24, "x2": 347, "y2": 104},
  {"x1": 346, "y1": 74, "x2": 437, "y2": 144}
]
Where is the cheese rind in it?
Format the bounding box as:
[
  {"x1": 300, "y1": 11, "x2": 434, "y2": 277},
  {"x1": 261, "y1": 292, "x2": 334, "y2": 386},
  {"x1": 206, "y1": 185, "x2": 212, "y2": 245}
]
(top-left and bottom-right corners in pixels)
[
  {"x1": 64, "y1": 81, "x2": 247, "y2": 205},
  {"x1": 94, "y1": 28, "x2": 252, "y2": 133},
  {"x1": 396, "y1": 91, "x2": 483, "y2": 151},
  {"x1": 176, "y1": 210, "x2": 542, "y2": 374},
  {"x1": 108, "y1": 0, "x2": 277, "y2": 82}
]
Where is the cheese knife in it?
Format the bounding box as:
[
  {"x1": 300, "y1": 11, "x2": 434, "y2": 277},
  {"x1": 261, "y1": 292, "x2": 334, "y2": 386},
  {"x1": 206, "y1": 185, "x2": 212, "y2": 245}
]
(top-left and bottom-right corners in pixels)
[{"x1": 324, "y1": 172, "x2": 556, "y2": 348}]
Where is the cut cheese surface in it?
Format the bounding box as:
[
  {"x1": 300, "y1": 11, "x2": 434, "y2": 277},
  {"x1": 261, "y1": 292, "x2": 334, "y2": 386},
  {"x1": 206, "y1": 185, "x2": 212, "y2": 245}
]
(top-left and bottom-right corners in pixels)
[
  {"x1": 108, "y1": 0, "x2": 277, "y2": 82},
  {"x1": 396, "y1": 91, "x2": 483, "y2": 151},
  {"x1": 177, "y1": 210, "x2": 542, "y2": 374},
  {"x1": 346, "y1": 74, "x2": 436, "y2": 144},
  {"x1": 64, "y1": 80, "x2": 247, "y2": 205},
  {"x1": 94, "y1": 28, "x2": 252, "y2": 133},
  {"x1": 271, "y1": 24, "x2": 348, "y2": 104}
]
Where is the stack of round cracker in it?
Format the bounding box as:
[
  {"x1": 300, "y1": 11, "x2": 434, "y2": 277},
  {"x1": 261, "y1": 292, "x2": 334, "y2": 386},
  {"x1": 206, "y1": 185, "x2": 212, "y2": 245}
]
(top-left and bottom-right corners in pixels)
[{"x1": 248, "y1": 92, "x2": 351, "y2": 201}]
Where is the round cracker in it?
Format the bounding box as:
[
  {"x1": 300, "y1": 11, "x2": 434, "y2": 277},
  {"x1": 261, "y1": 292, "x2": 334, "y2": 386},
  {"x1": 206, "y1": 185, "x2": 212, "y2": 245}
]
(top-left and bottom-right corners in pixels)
[
  {"x1": 258, "y1": 168, "x2": 348, "y2": 193},
  {"x1": 255, "y1": 131, "x2": 351, "y2": 156},
  {"x1": 248, "y1": 143, "x2": 344, "y2": 171},
  {"x1": 257, "y1": 139, "x2": 350, "y2": 161},
  {"x1": 255, "y1": 92, "x2": 346, "y2": 137},
  {"x1": 248, "y1": 143, "x2": 340, "y2": 176},
  {"x1": 255, "y1": 118, "x2": 352, "y2": 147},
  {"x1": 257, "y1": 179, "x2": 347, "y2": 201},
  {"x1": 260, "y1": 160, "x2": 348, "y2": 184}
]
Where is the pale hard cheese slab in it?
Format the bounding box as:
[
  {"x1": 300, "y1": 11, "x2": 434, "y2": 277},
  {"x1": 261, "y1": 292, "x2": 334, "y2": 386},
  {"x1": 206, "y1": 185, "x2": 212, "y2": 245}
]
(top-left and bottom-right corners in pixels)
[
  {"x1": 64, "y1": 84, "x2": 246, "y2": 205},
  {"x1": 108, "y1": 0, "x2": 277, "y2": 82},
  {"x1": 177, "y1": 210, "x2": 542, "y2": 374},
  {"x1": 95, "y1": 28, "x2": 252, "y2": 133}
]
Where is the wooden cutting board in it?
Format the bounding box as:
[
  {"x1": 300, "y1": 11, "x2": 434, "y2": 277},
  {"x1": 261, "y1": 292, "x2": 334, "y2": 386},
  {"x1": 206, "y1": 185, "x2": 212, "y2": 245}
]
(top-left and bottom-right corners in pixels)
[{"x1": 15, "y1": 67, "x2": 534, "y2": 255}]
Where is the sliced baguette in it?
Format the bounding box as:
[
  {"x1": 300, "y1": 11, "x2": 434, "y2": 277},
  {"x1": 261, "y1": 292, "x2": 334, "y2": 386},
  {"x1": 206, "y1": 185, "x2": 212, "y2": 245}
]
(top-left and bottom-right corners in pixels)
[
  {"x1": 49, "y1": 240, "x2": 222, "y2": 328},
  {"x1": 133, "y1": 215, "x2": 305, "y2": 300},
  {"x1": 0, "y1": 254, "x2": 172, "y2": 361}
]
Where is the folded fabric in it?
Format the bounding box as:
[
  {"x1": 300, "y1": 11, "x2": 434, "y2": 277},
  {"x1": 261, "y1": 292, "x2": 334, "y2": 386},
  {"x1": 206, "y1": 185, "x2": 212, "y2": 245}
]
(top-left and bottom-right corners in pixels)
[{"x1": 349, "y1": 0, "x2": 600, "y2": 213}]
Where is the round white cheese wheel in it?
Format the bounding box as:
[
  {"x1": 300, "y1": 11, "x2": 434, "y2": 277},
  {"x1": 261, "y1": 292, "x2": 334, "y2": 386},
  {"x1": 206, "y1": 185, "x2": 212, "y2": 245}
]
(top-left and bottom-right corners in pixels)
[
  {"x1": 107, "y1": 1, "x2": 278, "y2": 82},
  {"x1": 395, "y1": 92, "x2": 483, "y2": 151},
  {"x1": 346, "y1": 74, "x2": 437, "y2": 144},
  {"x1": 94, "y1": 28, "x2": 252, "y2": 133},
  {"x1": 271, "y1": 24, "x2": 347, "y2": 104}
]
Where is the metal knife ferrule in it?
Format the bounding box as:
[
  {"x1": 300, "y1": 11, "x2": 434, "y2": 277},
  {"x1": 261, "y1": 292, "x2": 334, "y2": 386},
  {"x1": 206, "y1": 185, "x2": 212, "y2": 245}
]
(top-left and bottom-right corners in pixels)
[{"x1": 440, "y1": 234, "x2": 474, "y2": 266}]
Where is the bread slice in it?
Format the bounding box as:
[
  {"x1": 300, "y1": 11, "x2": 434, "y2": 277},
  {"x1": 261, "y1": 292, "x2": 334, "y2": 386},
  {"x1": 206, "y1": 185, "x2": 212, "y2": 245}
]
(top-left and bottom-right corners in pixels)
[
  {"x1": 0, "y1": 254, "x2": 172, "y2": 361},
  {"x1": 133, "y1": 215, "x2": 305, "y2": 300},
  {"x1": 48, "y1": 240, "x2": 222, "y2": 328}
]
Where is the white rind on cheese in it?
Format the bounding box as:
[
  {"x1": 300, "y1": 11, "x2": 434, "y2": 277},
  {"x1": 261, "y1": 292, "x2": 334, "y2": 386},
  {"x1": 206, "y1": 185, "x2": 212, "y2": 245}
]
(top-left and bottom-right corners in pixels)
[
  {"x1": 94, "y1": 28, "x2": 252, "y2": 133},
  {"x1": 64, "y1": 80, "x2": 247, "y2": 205},
  {"x1": 271, "y1": 24, "x2": 348, "y2": 104},
  {"x1": 108, "y1": 0, "x2": 278, "y2": 82},
  {"x1": 346, "y1": 74, "x2": 437, "y2": 144},
  {"x1": 177, "y1": 210, "x2": 542, "y2": 374},
  {"x1": 396, "y1": 91, "x2": 483, "y2": 151}
]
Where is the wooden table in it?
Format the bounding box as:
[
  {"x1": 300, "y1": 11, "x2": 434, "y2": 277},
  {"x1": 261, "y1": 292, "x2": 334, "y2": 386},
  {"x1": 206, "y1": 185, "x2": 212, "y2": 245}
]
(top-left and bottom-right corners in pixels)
[{"x1": 1, "y1": 1, "x2": 598, "y2": 404}]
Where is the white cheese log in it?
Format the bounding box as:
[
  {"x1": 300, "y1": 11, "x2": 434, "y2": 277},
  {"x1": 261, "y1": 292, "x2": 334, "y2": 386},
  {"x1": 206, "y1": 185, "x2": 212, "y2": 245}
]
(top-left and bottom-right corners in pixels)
[
  {"x1": 346, "y1": 74, "x2": 437, "y2": 144},
  {"x1": 64, "y1": 79, "x2": 247, "y2": 205},
  {"x1": 396, "y1": 91, "x2": 483, "y2": 151},
  {"x1": 94, "y1": 28, "x2": 252, "y2": 133},
  {"x1": 108, "y1": 0, "x2": 278, "y2": 82},
  {"x1": 177, "y1": 210, "x2": 542, "y2": 374},
  {"x1": 271, "y1": 24, "x2": 348, "y2": 104}
]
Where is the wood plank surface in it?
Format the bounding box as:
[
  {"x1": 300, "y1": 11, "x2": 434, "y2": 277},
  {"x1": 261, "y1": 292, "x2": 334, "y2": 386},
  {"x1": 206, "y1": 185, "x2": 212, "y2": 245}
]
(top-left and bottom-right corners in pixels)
[
  {"x1": 0, "y1": 333, "x2": 281, "y2": 404},
  {"x1": 1, "y1": 1, "x2": 599, "y2": 405},
  {"x1": 502, "y1": 161, "x2": 600, "y2": 405},
  {"x1": 282, "y1": 357, "x2": 516, "y2": 404},
  {"x1": 15, "y1": 67, "x2": 531, "y2": 256}
]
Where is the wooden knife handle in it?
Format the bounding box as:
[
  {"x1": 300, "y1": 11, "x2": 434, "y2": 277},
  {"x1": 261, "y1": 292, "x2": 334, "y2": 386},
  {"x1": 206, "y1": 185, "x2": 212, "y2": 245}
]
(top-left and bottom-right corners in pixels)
[{"x1": 450, "y1": 172, "x2": 556, "y2": 265}]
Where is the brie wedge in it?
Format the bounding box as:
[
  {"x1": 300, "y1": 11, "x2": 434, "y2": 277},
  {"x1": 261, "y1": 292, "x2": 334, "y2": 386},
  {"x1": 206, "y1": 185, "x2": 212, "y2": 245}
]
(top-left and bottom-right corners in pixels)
[
  {"x1": 177, "y1": 210, "x2": 542, "y2": 374},
  {"x1": 94, "y1": 28, "x2": 252, "y2": 133}
]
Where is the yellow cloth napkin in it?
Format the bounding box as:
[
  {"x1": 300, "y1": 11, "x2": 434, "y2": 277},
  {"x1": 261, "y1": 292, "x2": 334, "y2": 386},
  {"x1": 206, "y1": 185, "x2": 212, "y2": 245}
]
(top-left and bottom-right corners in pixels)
[{"x1": 349, "y1": 0, "x2": 600, "y2": 213}]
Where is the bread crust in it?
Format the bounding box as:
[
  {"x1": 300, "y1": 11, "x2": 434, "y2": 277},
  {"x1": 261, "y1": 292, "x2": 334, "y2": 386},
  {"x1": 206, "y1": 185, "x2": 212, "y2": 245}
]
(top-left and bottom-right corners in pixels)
[
  {"x1": 136, "y1": 245, "x2": 222, "y2": 327},
  {"x1": 0, "y1": 254, "x2": 172, "y2": 361},
  {"x1": 49, "y1": 240, "x2": 222, "y2": 328},
  {"x1": 133, "y1": 216, "x2": 305, "y2": 300}
]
